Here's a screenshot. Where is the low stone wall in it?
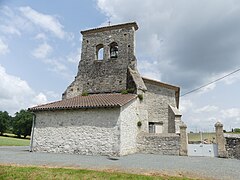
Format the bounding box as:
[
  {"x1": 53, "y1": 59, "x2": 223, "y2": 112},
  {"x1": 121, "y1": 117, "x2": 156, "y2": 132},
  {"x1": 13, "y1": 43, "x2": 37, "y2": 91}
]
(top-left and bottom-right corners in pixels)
[
  {"x1": 224, "y1": 134, "x2": 240, "y2": 159},
  {"x1": 137, "y1": 132, "x2": 180, "y2": 155}
]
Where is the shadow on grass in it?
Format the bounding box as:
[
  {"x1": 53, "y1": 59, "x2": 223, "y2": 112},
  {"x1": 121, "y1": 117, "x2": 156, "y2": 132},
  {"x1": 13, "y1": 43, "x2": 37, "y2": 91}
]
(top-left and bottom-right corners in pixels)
[{"x1": 0, "y1": 134, "x2": 30, "y2": 140}]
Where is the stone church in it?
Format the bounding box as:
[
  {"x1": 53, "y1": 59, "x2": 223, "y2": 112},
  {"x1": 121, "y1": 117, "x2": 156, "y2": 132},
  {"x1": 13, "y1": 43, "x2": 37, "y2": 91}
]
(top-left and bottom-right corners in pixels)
[{"x1": 29, "y1": 22, "x2": 187, "y2": 156}]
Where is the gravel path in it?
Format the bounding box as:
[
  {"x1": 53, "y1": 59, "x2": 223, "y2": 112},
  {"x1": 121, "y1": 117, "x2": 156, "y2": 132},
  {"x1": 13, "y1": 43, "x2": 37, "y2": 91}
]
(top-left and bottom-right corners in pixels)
[{"x1": 0, "y1": 146, "x2": 239, "y2": 180}]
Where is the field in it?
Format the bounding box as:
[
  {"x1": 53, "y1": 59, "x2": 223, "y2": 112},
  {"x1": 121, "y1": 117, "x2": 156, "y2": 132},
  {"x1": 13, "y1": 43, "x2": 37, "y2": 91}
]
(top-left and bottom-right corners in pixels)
[
  {"x1": 188, "y1": 132, "x2": 216, "y2": 143},
  {"x1": 0, "y1": 135, "x2": 30, "y2": 146},
  {"x1": 0, "y1": 165, "x2": 193, "y2": 180}
]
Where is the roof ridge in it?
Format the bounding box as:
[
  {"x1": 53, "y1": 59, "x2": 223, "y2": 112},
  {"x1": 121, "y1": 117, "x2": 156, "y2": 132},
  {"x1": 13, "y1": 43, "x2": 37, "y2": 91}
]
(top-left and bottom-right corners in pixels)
[{"x1": 81, "y1": 22, "x2": 138, "y2": 35}]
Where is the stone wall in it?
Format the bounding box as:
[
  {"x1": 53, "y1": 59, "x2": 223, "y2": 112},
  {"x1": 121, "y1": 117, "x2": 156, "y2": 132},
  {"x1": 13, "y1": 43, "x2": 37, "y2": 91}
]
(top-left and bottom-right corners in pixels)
[
  {"x1": 224, "y1": 134, "x2": 240, "y2": 159},
  {"x1": 143, "y1": 81, "x2": 177, "y2": 134},
  {"x1": 168, "y1": 106, "x2": 176, "y2": 133},
  {"x1": 137, "y1": 132, "x2": 180, "y2": 155},
  {"x1": 33, "y1": 108, "x2": 121, "y2": 156},
  {"x1": 119, "y1": 100, "x2": 138, "y2": 155}
]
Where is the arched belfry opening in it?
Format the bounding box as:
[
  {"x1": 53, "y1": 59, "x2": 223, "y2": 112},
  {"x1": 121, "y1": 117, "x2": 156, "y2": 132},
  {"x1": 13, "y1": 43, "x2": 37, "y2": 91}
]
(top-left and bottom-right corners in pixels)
[
  {"x1": 64, "y1": 22, "x2": 139, "y2": 98},
  {"x1": 96, "y1": 44, "x2": 104, "y2": 60},
  {"x1": 109, "y1": 42, "x2": 118, "y2": 59}
]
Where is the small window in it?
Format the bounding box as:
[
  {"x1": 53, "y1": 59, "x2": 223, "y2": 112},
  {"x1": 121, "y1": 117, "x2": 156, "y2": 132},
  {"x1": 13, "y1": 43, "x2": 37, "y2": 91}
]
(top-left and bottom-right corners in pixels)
[
  {"x1": 149, "y1": 122, "x2": 163, "y2": 134},
  {"x1": 149, "y1": 122, "x2": 155, "y2": 133},
  {"x1": 96, "y1": 44, "x2": 104, "y2": 60},
  {"x1": 109, "y1": 42, "x2": 118, "y2": 58}
]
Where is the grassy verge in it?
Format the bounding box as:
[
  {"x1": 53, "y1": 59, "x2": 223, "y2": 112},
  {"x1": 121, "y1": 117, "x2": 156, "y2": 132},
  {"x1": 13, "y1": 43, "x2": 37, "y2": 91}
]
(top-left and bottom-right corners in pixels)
[
  {"x1": 2, "y1": 133, "x2": 30, "y2": 139},
  {"x1": 188, "y1": 133, "x2": 216, "y2": 143},
  {"x1": 0, "y1": 136, "x2": 30, "y2": 146},
  {"x1": 0, "y1": 165, "x2": 193, "y2": 180},
  {"x1": 225, "y1": 132, "x2": 240, "y2": 134}
]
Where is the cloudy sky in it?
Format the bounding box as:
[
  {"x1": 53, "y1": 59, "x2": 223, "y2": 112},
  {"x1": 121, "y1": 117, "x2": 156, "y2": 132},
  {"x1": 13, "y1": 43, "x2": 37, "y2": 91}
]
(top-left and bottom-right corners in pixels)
[{"x1": 0, "y1": 0, "x2": 239, "y2": 131}]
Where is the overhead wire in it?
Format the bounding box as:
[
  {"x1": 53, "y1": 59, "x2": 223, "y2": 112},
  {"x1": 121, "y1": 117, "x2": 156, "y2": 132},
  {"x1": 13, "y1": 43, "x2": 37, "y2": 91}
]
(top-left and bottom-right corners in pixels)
[{"x1": 180, "y1": 68, "x2": 240, "y2": 97}]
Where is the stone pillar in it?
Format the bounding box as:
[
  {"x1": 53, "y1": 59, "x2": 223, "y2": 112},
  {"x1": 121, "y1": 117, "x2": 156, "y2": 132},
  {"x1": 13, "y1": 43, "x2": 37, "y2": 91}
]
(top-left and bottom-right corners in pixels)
[
  {"x1": 215, "y1": 122, "x2": 228, "y2": 158},
  {"x1": 179, "y1": 123, "x2": 188, "y2": 156}
]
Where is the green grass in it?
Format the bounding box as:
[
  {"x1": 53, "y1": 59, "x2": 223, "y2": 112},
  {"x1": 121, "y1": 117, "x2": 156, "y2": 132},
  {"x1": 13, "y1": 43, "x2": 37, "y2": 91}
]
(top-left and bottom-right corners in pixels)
[
  {"x1": 0, "y1": 165, "x2": 193, "y2": 180},
  {"x1": 0, "y1": 136, "x2": 30, "y2": 146},
  {"x1": 3, "y1": 133, "x2": 30, "y2": 139},
  {"x1": 188, "y1": 133, "x2": 216, "y2": 143},
  {"x1": 225, "y1": 132, "x2": 240, "y2": 134}
]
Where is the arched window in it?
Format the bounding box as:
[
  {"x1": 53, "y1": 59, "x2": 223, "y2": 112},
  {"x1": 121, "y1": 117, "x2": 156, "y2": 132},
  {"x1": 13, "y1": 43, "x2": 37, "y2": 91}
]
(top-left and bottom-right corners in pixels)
[
  {"x1": 109, "y1": 42, "x2": 118, "y2": 58},
  {"x1": 96, "y1": 44, "x2": 104, "y2": 60}
]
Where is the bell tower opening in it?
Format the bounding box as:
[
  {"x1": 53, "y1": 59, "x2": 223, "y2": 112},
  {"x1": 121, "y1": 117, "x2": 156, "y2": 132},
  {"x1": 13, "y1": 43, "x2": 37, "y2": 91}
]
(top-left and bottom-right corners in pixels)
[
  {"x1": 110, "y1": 42, "x2": 118, "y2": 59},
  {"x1": 96, "y1": 44, "x2": 104, "y2": 60}
]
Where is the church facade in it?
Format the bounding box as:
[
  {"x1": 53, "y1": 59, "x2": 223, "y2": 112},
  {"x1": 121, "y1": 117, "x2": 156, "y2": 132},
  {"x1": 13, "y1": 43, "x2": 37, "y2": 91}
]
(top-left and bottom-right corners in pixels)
[{"x1": 29, "y1": 22, "x2": 187, "y2": 156}]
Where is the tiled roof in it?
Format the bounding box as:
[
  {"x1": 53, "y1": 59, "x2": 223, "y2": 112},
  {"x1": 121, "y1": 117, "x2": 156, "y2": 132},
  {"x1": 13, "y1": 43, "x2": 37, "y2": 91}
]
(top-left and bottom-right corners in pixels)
[{"x1": 29, "y1": 93, "x2": 137, "y2": 111}]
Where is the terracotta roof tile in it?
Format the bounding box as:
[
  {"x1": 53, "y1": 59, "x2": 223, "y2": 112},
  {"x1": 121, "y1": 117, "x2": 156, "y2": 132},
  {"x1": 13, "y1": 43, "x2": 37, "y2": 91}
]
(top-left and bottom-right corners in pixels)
[{"x1": 29, "y1": 93, "x2": 137, "y2": 111}]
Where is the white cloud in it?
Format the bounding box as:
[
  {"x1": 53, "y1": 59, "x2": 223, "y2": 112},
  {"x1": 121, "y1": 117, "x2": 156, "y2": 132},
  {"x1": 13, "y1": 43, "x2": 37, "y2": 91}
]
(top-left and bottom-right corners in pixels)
[
  {"x1": 34, "y1": 33, "x2": 47, "y2": 41},
  {"x1": 97, "y1": 0, "x2": 240, "y2": 92},
  {"x1": 221, "y1": 70, "x2": 240, "y2": 85},
  {"x1": 195, "y1": 105, "x2": 219, "y2": 113},
  {"x1": 0, "y1": 38, "x2": 9, "y2": 55},
  {"x1": 44, "y1": 58, "x2": 67, "y2": 72},
  {"x1": 179, "y1": 99, "x2": 193, "y2": 114},
  {"x1": 0, "y1": 6, "x2": 74, "y2": 80},
  {"x1": 41, "y1": 58, "x2": 72, "y2": 80},
  {"x1": 0, "y1": 6, "x2": 14, "y2": 18},
  {"x1": 32, "y1": 42, "x2": 53, "y2": 59},
  {"x1": 67, "y1": 48, "x2": 81, "y2": 64},
  {"x1": 139, "y1": 60, "x2": 162, "y2": 81},
  {"x1": 44, "y1": 90, "x2": 60, "y2": 99},
  {"x1": 0, "y1": 6, "x2": 33, "y2": 36},
  {"x1": 0, "y1": 25, "x2": 21, "y2": 36},
  {"x1": 0, "y1": 5, "x2": 74, "y2": 43},
  {"x1": 19, "y1": 6, "x2": 66, "y2": 39},
  {"x1": 221, "y1": 108, "x2": 240, "y2": 119},
  {"x1": 0, "y1": 64, "x2": 47, "y2": 114},
  {"x1": 31, "y1": 42, "x2": 72, "y2": 79},
  {"x1": 33, "y1": 93, "x2": 47, "y2": 105}
]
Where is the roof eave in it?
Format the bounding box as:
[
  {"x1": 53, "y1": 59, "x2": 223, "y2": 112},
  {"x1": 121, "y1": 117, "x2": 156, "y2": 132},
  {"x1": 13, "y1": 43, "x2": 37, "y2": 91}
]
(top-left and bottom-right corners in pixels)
[{"x1": 28, "y1": 104, "x2": 122, "y2": 112}]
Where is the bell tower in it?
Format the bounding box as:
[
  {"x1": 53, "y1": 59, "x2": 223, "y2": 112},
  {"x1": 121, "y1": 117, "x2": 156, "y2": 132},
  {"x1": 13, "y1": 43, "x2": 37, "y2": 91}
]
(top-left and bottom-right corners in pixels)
[{"x1": 63, "y1": 22, "x2": 145, "y2": 99}]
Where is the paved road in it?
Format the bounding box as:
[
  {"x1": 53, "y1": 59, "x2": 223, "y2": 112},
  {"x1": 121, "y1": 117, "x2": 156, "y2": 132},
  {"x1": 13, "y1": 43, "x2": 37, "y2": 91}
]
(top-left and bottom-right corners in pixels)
[{"x1": 0, "y1": 146, "x2": 239, "y2": 180}]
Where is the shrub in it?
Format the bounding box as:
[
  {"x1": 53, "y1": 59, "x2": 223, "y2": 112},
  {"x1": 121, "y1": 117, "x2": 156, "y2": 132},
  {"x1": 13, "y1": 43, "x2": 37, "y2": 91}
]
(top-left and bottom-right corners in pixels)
[
  {"x1": 137, "y1": 121, "x2": 142, "y2": 127},
  {"x1": 121, "y1": 90, "x2": 128, "y2": 94},
  {"x1": 121, "y1": 88, "x2": 136, "y2": 94},
  {"x1": 137, "y1": 94, "x2": 143, "y2": 101},
  {"x1": 234, "y1": 128, "x2": 240, "y2": 133},
  {"x1": 127, "y1": 88, "x2": 135, "y2": 93},
  {"x1": 82, "y1": 92, "x2": 88, "y2": 96}
]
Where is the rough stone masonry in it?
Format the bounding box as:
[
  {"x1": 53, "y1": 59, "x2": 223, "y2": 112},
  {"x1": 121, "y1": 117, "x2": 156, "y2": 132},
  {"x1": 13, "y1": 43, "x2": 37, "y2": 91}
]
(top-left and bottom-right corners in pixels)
[{"x1": 62, "y1": 22, "x2": 143, "y2": 99}]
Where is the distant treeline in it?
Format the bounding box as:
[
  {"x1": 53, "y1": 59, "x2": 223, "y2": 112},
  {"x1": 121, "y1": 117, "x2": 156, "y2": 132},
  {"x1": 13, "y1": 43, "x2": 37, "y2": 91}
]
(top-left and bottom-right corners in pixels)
[{"x1": 0, "y1": 110, "x2": 33, "y2": 138}]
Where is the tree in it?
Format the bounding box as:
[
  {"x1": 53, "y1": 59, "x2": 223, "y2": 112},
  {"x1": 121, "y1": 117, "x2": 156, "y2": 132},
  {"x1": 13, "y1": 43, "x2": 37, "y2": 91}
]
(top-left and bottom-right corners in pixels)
[
  {"x1": 234, "y1": 128, "x2": 240, "y2": 133},
  {"x1": 0, "y1": 111, "x2": 11, "y2": 135},
  {"x1": 13, "y1": 110, "x2": 33, "y2": 138}
]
